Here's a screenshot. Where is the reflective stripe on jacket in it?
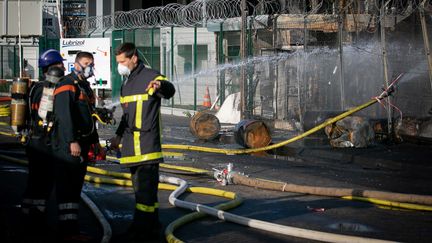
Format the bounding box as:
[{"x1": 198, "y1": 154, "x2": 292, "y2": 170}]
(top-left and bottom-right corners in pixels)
[{"x1": 116, "y1": 62, "x2": 175, "y2": 165}]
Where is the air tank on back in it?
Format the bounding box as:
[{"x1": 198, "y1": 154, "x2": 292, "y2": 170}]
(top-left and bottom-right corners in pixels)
[{"x1": 10, "y1": 77, "x2": 30, "y2": 134}]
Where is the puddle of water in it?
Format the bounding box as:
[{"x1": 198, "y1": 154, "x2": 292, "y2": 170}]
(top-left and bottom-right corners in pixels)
[
  {"x1": 103, "y1": 209, "x2": 133, "y2": 220},
  {"x1": 0, "y1": 166, "x2": 27, "y2": 174},
  {"x1": 328, "y1": 222, "x2": 374, "y2": 233}
]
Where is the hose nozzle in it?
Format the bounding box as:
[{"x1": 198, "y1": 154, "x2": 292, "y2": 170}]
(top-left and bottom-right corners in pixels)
[{"x1": 377, "y1": 73, "x2": 403, "y2": 100}]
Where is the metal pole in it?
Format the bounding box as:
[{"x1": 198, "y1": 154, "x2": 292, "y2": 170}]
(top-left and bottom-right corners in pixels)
[
  {"x1": 297, "y1": 50, "x2": 303, "y2": 131},
  {"x1": 272, "y1": 16, "x2": 278, "y2": 119},
  {"x1": 240, "y1": 0, "x2": 247, "y2": 119},
  {"x1": 171, "y1": 26, "x2": 174, "y2": 108},
  {"x1": 21, "y1": 45, "x2": 24, "y2": 77},
  {"x1": 151, "y1": 27, "x2": 155, "y2": 68},
  {"x1": 419, "y1": 2, "x2": 432, "y2": 93},
  {"x1": 56, "y1": 0, "x2": 64, "y2": 38},
  {"x1": 219, "y1": 22, "x2": 225, "y2": 106},
  {"x1": 380, "y1": 1, "x2": 392, "y2": 137},
  {"x1": 2, "y1": 0, "x2": 8, "y2": 35},
  {"x1": 202, "y1": 0, "x2": 207, "y2": 27},
  {"x1": 193, "y1": 26, "x2": 197, "y2": 110},
  {"x1": 338, "y1": 10, "x2": 345, "y2": 110},
  {"x1": 0, "y1": 46, "x2": 3, "y2": 78},
  {"x1": 18, "y1": 0, "x2": 22, "y2": 78},
  {"x1": 13, "y1": 45, "x2": 17, "y2": 77},
  {"x1": 247, "y1": 16, "x2": 254, "y2": 116},
  {"x1": 87, "y1": 28, "x2": 97, "y2": 38},
  {"x1": 303, "y1": 1, "x2": 308, "y2": 51},
  {"x1": 102, "y1": 26, "x2": 111, "y2": 38}
]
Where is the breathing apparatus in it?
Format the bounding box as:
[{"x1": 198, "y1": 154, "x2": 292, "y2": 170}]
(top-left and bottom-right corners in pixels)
[
  {"x1": 10, "y1": 77, "x2": 30, "y2": 137},
  {"x1": 38, "y1": 66, "x2": 64, "y2": 130},
  {"x1": 76, "y1": 62, "x2": 94, "y2": 79}
]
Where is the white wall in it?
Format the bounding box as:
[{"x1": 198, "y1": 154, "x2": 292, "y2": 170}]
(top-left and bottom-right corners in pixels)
[{"x1": 0, "y1": 0, "x2": 42, "y2": 36}]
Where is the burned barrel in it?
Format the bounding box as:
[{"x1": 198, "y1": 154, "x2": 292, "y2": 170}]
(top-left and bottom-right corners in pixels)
[
  {"x1": 234, "y1": 120, "x2": 271, "y2": 148},
  {"x1": 189, "y1": 112, "x2": 221, "y2": 140}
]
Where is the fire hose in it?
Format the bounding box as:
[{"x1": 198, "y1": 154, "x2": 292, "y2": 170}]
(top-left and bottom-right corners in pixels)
[
  {"x1": 0, "y1": 153, "x2": 403, "y2": 243},
  {"x1": 94, "y1": 156, "x2": 432, "y2": 211}
]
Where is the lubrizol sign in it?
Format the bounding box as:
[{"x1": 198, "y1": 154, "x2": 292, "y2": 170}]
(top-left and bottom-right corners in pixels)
[{"x1": 60, "y1": 38, "x2": 111, "y2": 89}]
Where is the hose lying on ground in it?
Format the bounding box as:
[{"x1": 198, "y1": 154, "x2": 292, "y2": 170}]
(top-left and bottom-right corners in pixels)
[
  {"x1": 80, "y1": 192, "x2": 112, "y2": 243},
  {"x1": 0, "y1": 153, "x2": 241, "y2": 243},
  {"x1": 0, "y1": 152, "x2": 420, "y2": 242},
  {"x1": 160, "y1": 175, "x2": 397, "y2": 243},
  {"x1": 228, "y1": 172, "x2": 432, "y2": 208},
  {"x1": 1, "y1": 137, "x2": 431, "y2": 212}
]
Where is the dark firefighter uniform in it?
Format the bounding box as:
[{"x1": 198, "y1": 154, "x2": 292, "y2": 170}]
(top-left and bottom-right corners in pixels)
[
  {"x1": 51, "y1": 71, "x2": 99, "y2": 236},
  {"x1": 116, "y1": 61, "x2": 175, "y2": 233},
  {"x1": 21, "y1": 80, "x2": 56, "y2": 236}
]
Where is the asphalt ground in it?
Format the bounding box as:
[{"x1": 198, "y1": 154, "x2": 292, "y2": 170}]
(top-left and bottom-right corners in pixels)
[{"x1": 0, "y1": 112, "x2": 432, "y2": 243}]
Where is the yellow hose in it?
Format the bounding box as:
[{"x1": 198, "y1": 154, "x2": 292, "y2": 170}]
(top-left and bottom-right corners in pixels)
[
  {"x1": 84, "y1": 173, "x2": 241, "y2": 243},
  {"x1": 106, "y1": 151, "x2": 184, "y2": 162},
  {"x1": 159, "y1": 163, "x2": 210, "y2": 174},
  {"x1": 105, "y1": 155, "x2": 208, "y2": 174},
  {"x1": 342, "y1": 196, "x2": 432, "y2": 212},
  {"x1": 0, "y1": 152, "x2": 430, "y2": 242},
  {"x1": 162, "y1": 99, "x2": 378, "y2": 154},
  {"x1": 0, "y1": 131, "x2": 16, "y2": 137},
  {"x1": 92, "y1": 113, "x2": 108, "y2": 125},
  {"x1": 86, "y1": 166, "x2": 132, "y2": 179}
]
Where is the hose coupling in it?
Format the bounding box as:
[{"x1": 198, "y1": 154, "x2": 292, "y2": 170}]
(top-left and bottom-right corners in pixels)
[{"x1": 213, "y1": 163, "x2": 234, "y2": 186}]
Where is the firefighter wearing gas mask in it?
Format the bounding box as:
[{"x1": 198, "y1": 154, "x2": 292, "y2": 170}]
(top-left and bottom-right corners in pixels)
[
  {"x1": 110, "y1": 43, "x2": 175, "y2": 241},
  {"x1": 21, "y1": 49, "x2": 65, "y2": 239},
  {"x1": 51, "y1": 51, "x2": 104, "y2": 239}
]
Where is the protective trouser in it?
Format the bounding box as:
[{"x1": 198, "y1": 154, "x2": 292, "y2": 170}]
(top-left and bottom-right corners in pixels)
[
  {"x1": 55, "y1": 143, "x2": 89, "y2": 236},
  {"x1": 22, "y1": 137, "x2": 55, "y2": 233},
  {"x1": 130, "y1": 163, "x2": 160, "y2": 232}
]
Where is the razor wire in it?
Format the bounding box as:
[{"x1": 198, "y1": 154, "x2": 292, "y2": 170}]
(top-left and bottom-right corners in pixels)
[{"x1": 67, "y1": 0, "x2": 424, "y2": 35}]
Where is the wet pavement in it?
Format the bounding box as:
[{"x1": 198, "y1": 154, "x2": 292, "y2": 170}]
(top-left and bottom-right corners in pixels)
[{"x1": 1, "y1": 112, "x2": 432, "y2": 242}]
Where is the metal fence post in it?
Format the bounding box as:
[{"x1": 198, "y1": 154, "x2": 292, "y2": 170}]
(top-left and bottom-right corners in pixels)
[
  {"x1": 20, "y1": 45, "x2": 24, "y2": 77},
  {"x1": 219, "y1": 22, "x2": 225, "y2": 106},
  {"x1": 13, "y1": 45, "x2": 17, "y2": 77},
  {"x1": 171, "y1": 26, "x2": 174, "y2": 108},
  {"x1": 0, "y1": 46, "x2": 3, "y2": 79},
  {"x1": 151, "y1": 27, "x2": 155, "y2": 68},
  {"x1": 338, "y1": 11, "x2": 345, "y2": 111},
  {"x1": 193, "y1": 26, "x2": 197, "y2": 110},
  {"x1": 247, "y1": 16, "x2": 254, "y2": 116}
]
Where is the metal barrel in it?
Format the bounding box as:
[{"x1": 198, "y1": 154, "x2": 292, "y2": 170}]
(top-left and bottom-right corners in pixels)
[
  {"x1": 234, "y1": 120, "x2": 271, "y2": 148},
  {"x1": 189, "y1": 112, "x2": 221, "y2": 140}
]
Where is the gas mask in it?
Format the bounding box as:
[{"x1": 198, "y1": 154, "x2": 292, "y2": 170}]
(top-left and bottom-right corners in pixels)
[
  {"x1": 77, "y1": 62, "x2": 94, "y2": 79},
  {"x1": 117, "y1": 63, "x2": 131, "y2": 77}
]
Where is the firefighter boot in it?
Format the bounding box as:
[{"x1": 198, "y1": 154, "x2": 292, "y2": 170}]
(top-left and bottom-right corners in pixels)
[{"x1": 114, "y1": 210, "x2": 162, "y2": 242}]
